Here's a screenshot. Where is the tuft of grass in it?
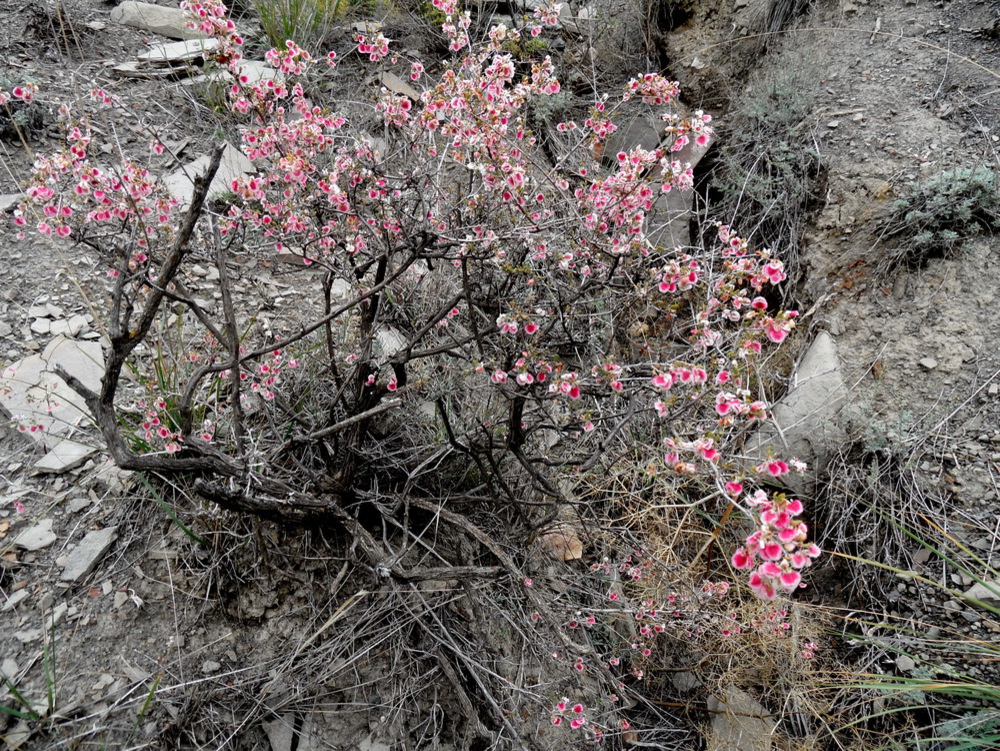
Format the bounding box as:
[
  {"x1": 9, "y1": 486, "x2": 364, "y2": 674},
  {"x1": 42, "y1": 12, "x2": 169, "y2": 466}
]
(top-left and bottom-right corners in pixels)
[{"x1": 255, "y1": 0, "x2": 347, "y2": 50}]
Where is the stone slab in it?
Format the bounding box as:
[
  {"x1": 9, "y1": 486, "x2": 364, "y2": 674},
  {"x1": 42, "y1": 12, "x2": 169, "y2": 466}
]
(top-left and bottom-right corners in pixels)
[
  {"x1": 13, "y1": 518, "x2": 56, "y2": 551},
  {"x1": 0, "y1": 337, "x2": 105, "y2": 450},
  {"x1": 33, "y1": 438, "x2": 99, "y2": 474},
  {"x1": 111, "y1": 2, "x2": 208, "y2": 40},
  {"x1": 745, "y1": 331, "x2": 847, "y2": 493},
  {"x1": 60, "y1": 526, "x2": 118, "y2": 582},
  {"x1": 137, "y1": 38, "x2": 219, "y2": 64},
  {"x1": 163, "y1": 143, "x2": 255, "y2": 208}
]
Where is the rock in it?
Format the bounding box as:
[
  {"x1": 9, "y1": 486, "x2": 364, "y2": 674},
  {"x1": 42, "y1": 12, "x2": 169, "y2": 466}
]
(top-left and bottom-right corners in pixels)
[
  {"x1": 358, "y1": 737, "x2": 391, "y2": 751},
  {"x1": 2, "y1": 589, "x2": 30, "y2": 611},
  {"x1": 137, "y1": 38, "x2": 219, "y2": 64},
  {"x1": 918, "y1": 357, "x2": 938, "y2": 371},
  {"x1": 0, "y1": 336, "x2": 105, "y2": 450},
  {"x1": 30, "y1": 318, "x2": 51, "y2": 335},
  {"x1": 163, "y1": 143, "x2": 255, "y2": 208},
  {"x1": 202, "y1": 660, "x2": 221, "y2": 674},
  {"x1": 0, "y1": 193, "x2": 21, "y2": 212},
  {"x1": 1, "y1": 657, "x2": 18, "y2": 678},
  {"x1": 110, "y1": 2, "x2": 208, "y2": 40},
  {"x1": 49, "y1": 319, "x2": 72, "y2": 337},
  {"x1": 827, "y1": 120, "x2": 840, "y2": 128},
  {"x1": 13, "y1": 629, "x2": 41, "y2": 644},
  {"x1": 375, "y1": 326, "x2": 407, "y2": 359},
  {"x1": 965, "y1": 580, "x2": 1000, "y2": 609},
  {"x1": 378, "y1": 71, "x2": 421, "y2": 101},
  {"x1": 2, "y1": 719, "x2": 34, "y2": 750},
  {"x1": 67, "y1": 314, "x2": 89, "y2": 337},
  {"x1": 60, "y1": 527, "x2": 118, "y2": 582},
  {"x1": 671, "y1": 670, "x2": 702, "y2": 692},
  {"x1": 181, "y1": 60, "x2": 285, "y2": 86},
  {"x1": 706, "y1": 685, "x2": 775, "y2": 751},
  {"x1": 34, "y1": 439, "x2": 99, "y2": 474},
  {"x1": 111, "y1": 61, "x2": 179, "y2": 79},
  {"x1": 539, "y1": 524, "x2": 583, "y2": 561},
  {"x1": 13, "y1": 518, "x2": 57, "y2": 551},
  {"x1": 895, "y1": 655, "x2": 916, "y2": 672},
  {"x1": 745, "y1": 331, "x2": 847, "y2": 493},
  {"x1": 265, "y1": 714, "x2": 296, "y2": 751}
]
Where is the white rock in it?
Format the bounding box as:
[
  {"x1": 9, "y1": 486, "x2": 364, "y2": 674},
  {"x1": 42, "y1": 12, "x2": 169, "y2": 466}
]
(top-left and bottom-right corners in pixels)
[
  {"x1": 67, "y1": 314, "x2": 89, "y2": 337},
  {"x1": 1, "y1": 658, "x2": 18, "y2": 678},
  {"x1": 745, "y1": 331, "x2": 847, "y2": 493},
  {"x1": 0, "y1": 337, "x2": 105, "y2": 450},
  {"x1": 14, "y1": 518, "x2": 57, "y2": 551},
  {"x1": 137, "y1": 38, "x2": 219, "y2": 64},
  {"x1": 33, "y1": 438, "x2": 99, "y2": 474},
  {"x1": 0, "y1": 194, "x2": 20, "y2": 212},
  {"x1": 49, "y1": 319, "x2": 72, "y2": 337},
  {"x1": 895, "y1": 655, "x2": 916, "y2": 672},
  {"x1": 30, "y1": 318, "x2": 51, "y2": 335},
  {"x1": 111, "y1": 2, "x2": 208, "y2": 40},
  {"x1": 378, "y1": 71, "x2": 420, "y2": 101},
  {"x1": 163, "y1": 143, "x2": 255, "y2": 208},
  {"x1": 60, "y1": 526, "x2": 118, "y2": 582}
]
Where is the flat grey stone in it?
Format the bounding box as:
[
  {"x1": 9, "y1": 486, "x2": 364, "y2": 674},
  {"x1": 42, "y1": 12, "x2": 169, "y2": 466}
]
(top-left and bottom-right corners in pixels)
[
  {"x1": 30, "y1": 318, "x2": 50, "y2": 335},
  {"x1": 1, "y1": 658, "x2": 17, "y2": 678},
  {"x1": 49, "y1": 319, "x2": 71, "y2": 337},
  {"x1": 965, "y1": 580, "x2": 1000, "y2": 609},
  {"x1": 60, "y1": 526, "x2": 118, "y2": 582},
  {"x1": 0, "y1": 194, "x2": 20, "y2": 213},
  {"x1": 2, "y1": 589, "x2": 30, "y2": 611},
  {"x1": 33, "y1": 438, "x2": 99, "y2": 474},
  {"x1": 137, "y1": 38, "x2": 219, "y2": 64},
  {"x1": 202, "y1": 660, "x2": 221, "y2": 674},
  {"x1": 67, "y1": 314, "x2": 89, "y2": 337},
  {"x1": 895, "y1": 655, "x2": 916, "y2": 672},
  {"x1": 378, "y1": 71, "x2": 421, "y2": 101},
  {"x1": 919, "y1": 357, "x2": 938, "y2": 371},
  {"x1": 13, "y1": 518, "x2": 57, "y2": 551},
  {"x1": 111, "y1": 2, "x2": 208, "y2": 40},
  {"x1": 265, "y1": 714, "x2": 296, "y2": 751},
  {"x1": 0, "y1": 336, "x2": 105, "y2": 450},
  {"x1": 745, "y1": 331, "x2": 847, "y2": 493},
  {"x1": 13, "y1": 629, "x2": 41, "y2": 644},
  {"x1": 163, "y1": 143, "x2": 254, "y2": 208},
  {"x1": 706, "y1": 685, "x2": 775, "y2": 751}
]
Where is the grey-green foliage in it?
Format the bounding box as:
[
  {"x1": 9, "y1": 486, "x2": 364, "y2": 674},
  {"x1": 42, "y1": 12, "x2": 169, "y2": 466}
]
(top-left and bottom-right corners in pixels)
[
  {"x1": 886, "y1": 166, "x2": 999, "y2": 262},
  {"x1": 708, "y1": 60, "x2": 824, "y2": 283}
]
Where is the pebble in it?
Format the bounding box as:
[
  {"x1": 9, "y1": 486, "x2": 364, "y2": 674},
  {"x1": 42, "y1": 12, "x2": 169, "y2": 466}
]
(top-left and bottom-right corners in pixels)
[
  {"x1": 895, "y1": 655, "x2": 916, "y2": 672},
  {"x1": 202, "y1": 660, "x2": 221, "y2": 674},
  {"x1": 827, "y1": 120, "x2": 841, "y2": 128},
  {"x1": 918, "y1": 357, "x2": 938, "y2": 371}
]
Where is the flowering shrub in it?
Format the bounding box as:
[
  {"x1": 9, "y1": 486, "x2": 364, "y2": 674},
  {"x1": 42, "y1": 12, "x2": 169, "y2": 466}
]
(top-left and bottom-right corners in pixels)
[{"x1": 5, "y1": 0, "x2": 819, "y2": 739}]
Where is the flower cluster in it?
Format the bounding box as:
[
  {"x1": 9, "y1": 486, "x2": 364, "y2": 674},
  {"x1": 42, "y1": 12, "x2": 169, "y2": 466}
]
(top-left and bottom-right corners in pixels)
[{"x1": 731, "y1": 490, "x2": 822, "y2": 599}]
